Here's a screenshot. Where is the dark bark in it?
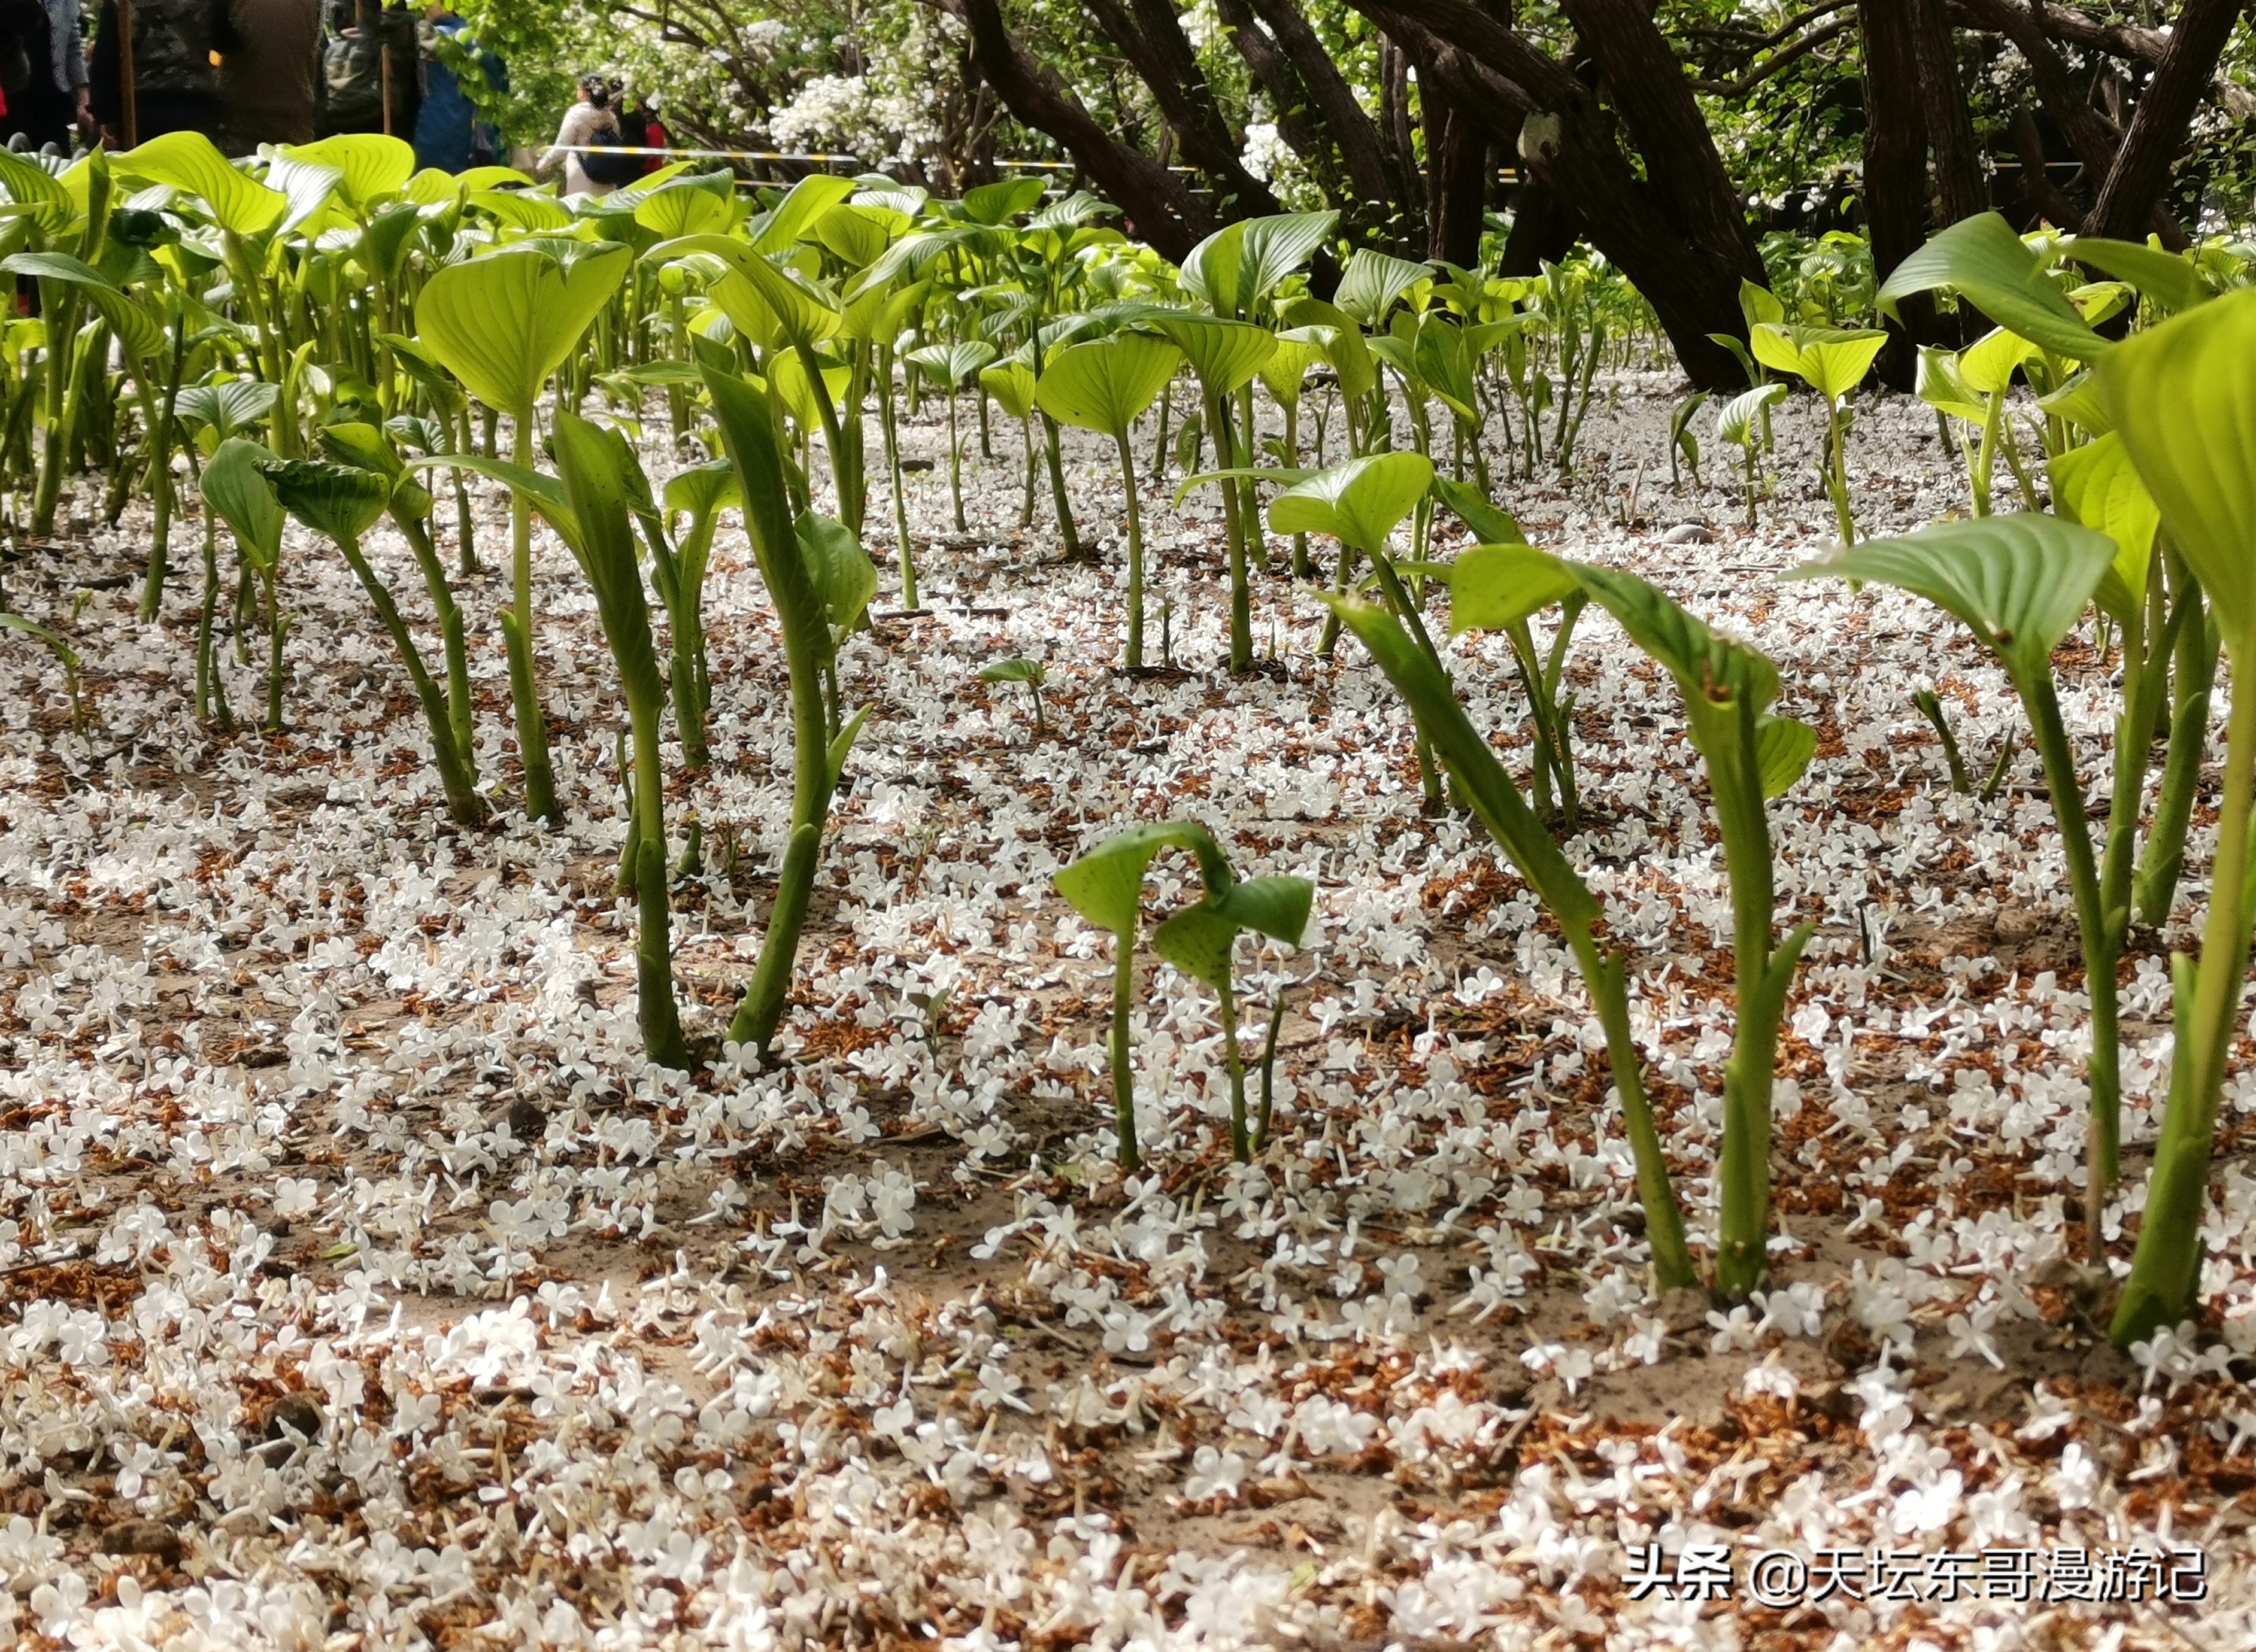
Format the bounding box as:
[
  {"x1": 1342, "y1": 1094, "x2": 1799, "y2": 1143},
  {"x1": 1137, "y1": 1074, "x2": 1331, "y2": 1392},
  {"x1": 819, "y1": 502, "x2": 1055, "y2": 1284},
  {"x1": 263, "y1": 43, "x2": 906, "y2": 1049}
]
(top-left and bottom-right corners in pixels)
[
  {"x1": 1082, "y1": 0, "x2": 1285, "y2": 218},
  {"x1": 945, "y1": 0, "x2": 1217, "y2": 262},
  {"x1": 1428, "y1": 98, "x2": 1490, "y2": 266},
  {"x1": 2008, "y1": 104, "x2": 2090, "y2": 229},
  {"x1": 1499, "y1": 172, "x2": 1579, "y2": 276},
  {"x1": 1364, "y1": 0, "x2": 1759, "y2": 388},
  {"x1": 1950, "y1": 0, "x2": 2175, "y2": 68},
  {"x1": 1911, "y1": 0, "x2": 1989, "y2": 224},
  {"x1": 1860, "y1": 0, "x2": 1934, "y2": 386},
  {"x1": 1560, "y1": 0, "x2": 1766, "y2": 280},
  {"x1": 2086, "y1": 0, "x2": 2242, "y2": 243},
  {"x1": 1245, "y1": 0, "x2": 1417, "y2": 215}
]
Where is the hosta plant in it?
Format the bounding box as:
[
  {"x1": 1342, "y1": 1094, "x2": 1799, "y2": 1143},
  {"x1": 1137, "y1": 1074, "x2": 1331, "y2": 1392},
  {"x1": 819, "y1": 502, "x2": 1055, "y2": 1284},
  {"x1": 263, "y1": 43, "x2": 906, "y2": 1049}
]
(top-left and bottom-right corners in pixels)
[{"x1": 1748, "y1": 323, "x2": 1886, "y2": 545}]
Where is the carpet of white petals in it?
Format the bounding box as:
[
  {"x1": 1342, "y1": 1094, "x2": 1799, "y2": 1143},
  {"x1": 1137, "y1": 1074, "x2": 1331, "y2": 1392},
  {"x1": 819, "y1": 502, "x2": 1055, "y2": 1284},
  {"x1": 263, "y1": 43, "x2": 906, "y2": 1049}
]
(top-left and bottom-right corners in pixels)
[{"x1": 2, "y1": 377, "x2": 2251, "y2": 1651}]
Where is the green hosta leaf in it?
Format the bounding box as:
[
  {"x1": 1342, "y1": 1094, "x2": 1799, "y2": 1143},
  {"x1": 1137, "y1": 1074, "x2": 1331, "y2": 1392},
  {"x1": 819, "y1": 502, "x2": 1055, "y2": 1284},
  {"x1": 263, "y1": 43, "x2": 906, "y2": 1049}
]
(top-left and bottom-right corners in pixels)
[
  {"x1": 117, "y1": 132, "x2": 286, "y2": 236},
  {"x1": 634, "y1": 174, "x2": 735, "y2": 239},
  {"x1": 1150, "y1": 313, "x2": 1275, "y2": 396},
  {"x1": 959, "y1": 175, "x2": 1044, "y2": 226},
  {"x1": 1749, "y1": 323, "x2": 1886, "y2": 401},
  {"x1": 1266, "y1": 453, "x2": 1433, "y2": 557},
  {"x1": 1336, "y1": 248, "x2": 1432, "y2": 326},
  {"x1": 1875, "y1": 212, "x2": 2103, "y2": 362},
  {"x1": 1570, "y1": 563, "x2": 1781, "y2": 716},
  {"x1": 1960, "y1": 326, "x2": 2038, "y2": 397},
  {"x1": 259, "y1": 458, "x2": 390, "y2": 544},
  {"x1": 2098, "y1": 287, "x2": 2256, "y2": 651},
  {"x1": 1755, "y1": 715, "x2": 1817, "y2": 800},
  {"x1": 1914, "y1": 347, "x2": 1984, "y2": 424},
  {"x1": 1413, "y1": 317, "x2": 1480, "y2": 423},
  {"x1": 753, "y1": 174, "x2": 860, "y2": 253},
  {"x1": 1055, "y1": 821, "x2": 1231, "y2": 937},
  {"x1": 2051, "y1": 432, "x2": 2160, "y2": 621},
  {"x1": 1259, "y1": 332, "x2": 1324, "y2": 406},
  {"x1": 804, "y1": 202, "x2": 892, "y2": 268},
  {"x1": 200, "y1": 438, "x2": 285, "y2": 570},
  {"x1": 174, "y1": 377, "x2": 278, "y2": 438},
  {"x1": 316, "y1": 420, "x2": 401, "y2": 478},
  {"x1": 1779, "y1": 514, "x2": 2115, "y2": 681},
  {"x1": 1182, "y1": 211, "x2": 1336, "y2": 319},
  {"x1": 1152, "y1": 876, "x2": 1314, "y2": 986},
  {"x1": 663, "y1": 457, "x2": 739, "y2": 520},
  {"x1": 1739, "y1": 278, "x2": 1785, "y2": 330},
  {"x1": 409, "y1": 451, "x2": 577, "y2": 545},
  {"x1": 979, "y1": 657, "x2": 1045, "y2": 685},
  {"x1": 1446, "y1": 543, "x2": 1578, "y2": 634},
  {"x1": 906, "y1": 339, "x2": 997, "y2": 387},
  {"x1": 468, "y1": 188, "x2": 573, "y2": 232},
  {"x1": 403, "y1": 167, "x2": 462, "y2": 209},
  {"x1": 0, "y1": 148, "x2": 78, "y2": 235},
  {"x1": 0, "y1": 250, "x2": 163, "y2": 361},
  {"x1": 1278, "y1": 297, "x2": 1376, "y2": 402},
  {"x1": 1716, "y1": 382, "x2": 1787, "y2": 445},
  {"x1": 2062, "y1": 237, "x2": 2207, "y2": 315},
  {"x1": 1033, "y1": 333, "x2": 1182, "y2": 438},
  {"x1": 795, "y1": 512, "x2": 878, "y2": 630},
  {"x1": 2039, "y1": 371, "x2": 2111, "y2": 434},
  {"x1": 827, "y1": 704, "x2": 870, "y2": 786},
  {"x1": 979, "y1": 360, "x2": 1037, "y2": 421},
  {"x1": 769, "y1": 348, "x2": 851, "y2": 430},
  {"x1": 284, "y1": 134, "x2": 415, "y2": 209},
  {"x1": 418, "y1": 241, "x2": 632, "y2": 415},
  {"x1": 1430, "y1": 474, "x2": 1524, "y2": 546},
  {"x1": 661, "y1": 234, "x2": 841, "y2": 351}
]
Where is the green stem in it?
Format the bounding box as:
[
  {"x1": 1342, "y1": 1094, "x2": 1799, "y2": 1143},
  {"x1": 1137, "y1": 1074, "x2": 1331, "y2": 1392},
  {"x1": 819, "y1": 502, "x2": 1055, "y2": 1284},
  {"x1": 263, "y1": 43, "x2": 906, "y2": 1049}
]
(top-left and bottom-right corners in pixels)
[
  {"x1": 507, "y1": 409, "x2": 559, "y2": 824},
  {"x1": 1114, "y1": 429, "x2": 1145, "y2": 672},
  {"x1": 1109, "y1": 928, "x2": 1140, "y2": 1170},
  {"x1": 1219, "y1": 964, "x2": 1248, "y2": 1163},
  {"x1": 2111, "y1": 679, "x2": 2256, "y2": 1346},
  {"x1": 1824, "y1": 393, "x2": 1856, "y2": 545}
]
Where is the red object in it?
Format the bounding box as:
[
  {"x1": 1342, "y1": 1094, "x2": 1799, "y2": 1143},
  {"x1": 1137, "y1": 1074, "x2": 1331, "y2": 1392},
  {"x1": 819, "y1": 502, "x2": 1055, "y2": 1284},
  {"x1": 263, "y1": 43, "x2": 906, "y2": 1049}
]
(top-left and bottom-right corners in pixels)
[{"x1": 643, "y1": 118, "x2": 671, "y2": 174}]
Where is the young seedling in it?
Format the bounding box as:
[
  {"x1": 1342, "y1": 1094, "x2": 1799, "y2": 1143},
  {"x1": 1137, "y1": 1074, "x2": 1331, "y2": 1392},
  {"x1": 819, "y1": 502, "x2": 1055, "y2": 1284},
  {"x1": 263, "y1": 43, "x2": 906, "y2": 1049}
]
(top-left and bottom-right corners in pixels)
[
  {"x1": 906, "y1": 340, "x2": 997, "y2": 535},
  {"x1": 1748, "y1": 323, "x2": 1887, "y2": 545},
  {"x1": 979, "y1": 656, "x2": 1047, "y2": 731},
  {"x1": 1715, "y1": 383, "x2": 1787, "y2": 529},
  {"x1": 2097, "y1": 289, "x2": 2256, "y2": 1345},
  {"x1": 1056, "y1": 821, "x2": 1233, "y2": 1170},
  {"x1": 1668, "y1": 391, "x2": 1709, "y2": 489},
  {"x1": 1314, "y1": 590, "x2": 1697, "y2": 1292},
  {"x1": 1154, "y1": 314, "x2": 1278, "y2": 675},
  {"x1": 1033, "y1": 333, "x2": 1182, "y2": 671},
  {"x1": 0, "y1": 611, "x2": 89, "y2": 734},
  {"x1": 1784, "y1": 515, "x2": 2121, "y2": 1262},
  {"x1": 1911, "y1": 687, "x2": 1973, "y2": 793},
  {"x1": 199, "y1": 438, "x2": 289, "y2": 731},
  {"x1": 702, "y1": 363, "x2": 872, "y2": 1058},
  {"x1": 1917, "y1": 329, "x2": 2043, "y2": 517},
  {"x1": 417, "y1": 241, "x2": 632, "y2": 824},
  {"x1": 1153, "y1": 863, "x2": 1313, "y2": 1163},
  {"x1": 259, "y1": 459, "x2": 484, "y2": 826}
]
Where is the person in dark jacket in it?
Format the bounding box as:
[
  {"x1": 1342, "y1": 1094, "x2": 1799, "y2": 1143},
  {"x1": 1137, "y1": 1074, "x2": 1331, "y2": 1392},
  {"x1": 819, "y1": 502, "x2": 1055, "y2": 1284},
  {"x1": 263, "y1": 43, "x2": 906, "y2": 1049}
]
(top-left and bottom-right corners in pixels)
[
  {"x1": 88, "y1": 0, "x2": 238, "y2": 144},
  {"x1": 217, "y1": 0, "x2": 320, "y2": 153},
  {"x1": 1, "y1": 0, "x2": 92, "y2": 152},
  {"x1": 410, "y1": 2, "x2": 502, "y2": 172}
]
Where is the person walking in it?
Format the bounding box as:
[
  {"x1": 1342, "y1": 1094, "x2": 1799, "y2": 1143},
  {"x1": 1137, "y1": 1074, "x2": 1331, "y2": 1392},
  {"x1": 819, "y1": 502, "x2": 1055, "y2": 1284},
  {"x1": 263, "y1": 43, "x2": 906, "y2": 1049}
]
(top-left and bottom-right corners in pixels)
[
  {"x1": 410, "y1": 1, "x2": 502, "y2": 172},
  {"x1": 0, "y1": 0, "x2": 92, "y2": 153},
  {"x1": 620, "y1": 96, "x2": 668, "y2": 175},
  {"x1": 534, "y1": 72, "x2": 620, "y2": 198},
  {"x1": 88, "y1": 0, "x2": 238, "y2": 144},
  {"x1": 217, "y1": 0, "x2": 320, "y2": 153}
]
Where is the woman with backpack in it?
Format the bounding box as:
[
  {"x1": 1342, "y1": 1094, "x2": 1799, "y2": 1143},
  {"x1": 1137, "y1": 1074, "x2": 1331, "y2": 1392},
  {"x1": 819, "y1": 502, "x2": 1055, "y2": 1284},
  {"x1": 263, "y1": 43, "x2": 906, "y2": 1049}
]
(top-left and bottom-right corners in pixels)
[{"x1": 536, "y1": 72, "x2": 634, "y2": 198}]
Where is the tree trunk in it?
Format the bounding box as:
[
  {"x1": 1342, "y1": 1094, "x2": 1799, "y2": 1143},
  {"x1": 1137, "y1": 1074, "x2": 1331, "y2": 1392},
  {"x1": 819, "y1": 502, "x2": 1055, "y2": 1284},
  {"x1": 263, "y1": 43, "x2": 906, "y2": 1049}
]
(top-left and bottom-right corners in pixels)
[
  {"x1": 2085, "y1": 0, "x2": 2240, "y2": 244},
  {"x1": 1861, "y1": 0, "x2": 1934, "y2": 387},
  {"x1": 947, "y1": 0, "x2": 1217, "y2": 262},
  {"x1": 1500, "y1": 172, "x2": 1579, "y2": 276},
  {"x1": 1083, "y1": 0, "x2": 1285, "y2": 218},
  {"x1": 1428, "y1": 99, "x2": 1489, "y2": 266},
  {"x1": 1245, "y1": 0, "x2": 1415, "y2": 217},
  {"x1": 1911, "y1": 0, "x2": 1990, "y2": 224},
  {"x1": 1369, "y1": 3, "x2": 1756, "y2": 388}
]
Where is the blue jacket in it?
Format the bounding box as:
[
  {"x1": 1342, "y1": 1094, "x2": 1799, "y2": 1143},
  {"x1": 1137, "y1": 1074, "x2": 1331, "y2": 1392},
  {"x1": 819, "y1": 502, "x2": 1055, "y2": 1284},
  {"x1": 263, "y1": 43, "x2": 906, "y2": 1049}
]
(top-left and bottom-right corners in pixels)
[{"x1": 412, "y1": 13, "x2": 504, "y2": 172}]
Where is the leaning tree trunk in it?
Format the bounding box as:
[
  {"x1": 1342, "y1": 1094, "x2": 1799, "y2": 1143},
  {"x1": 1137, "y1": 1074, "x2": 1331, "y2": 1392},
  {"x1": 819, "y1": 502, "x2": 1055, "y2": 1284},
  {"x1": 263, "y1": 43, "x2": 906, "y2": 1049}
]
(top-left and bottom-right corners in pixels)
[
  {"x1": 1861, "y1": 0, "x2": 1942, "y2": 385},
  {"x1": 1427, "y1": 95, "x2": 1489, "y2": 268},
  {"x1": 1500, "y1": 171, "x2": 1579, "y2": 276},
  {"x1": 2086, "y1": 0, "x2": 2243, "y2": 243},
  {"x1": 947, "y1": 0, "x2": 1217, "y2": 261},
  {"x1": 1084, "y1": 0, "x2": 1285, "y2": 219},
  {"x1": 1359, "y1": 0, "x2": 1766, "y2": 390}
]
